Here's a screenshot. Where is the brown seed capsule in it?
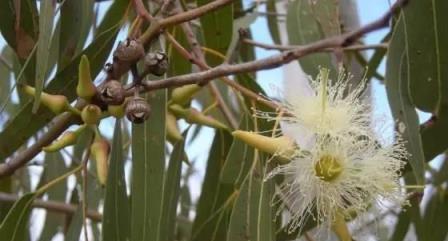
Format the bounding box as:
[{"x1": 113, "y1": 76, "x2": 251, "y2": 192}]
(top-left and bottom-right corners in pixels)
[
  {"x1": 100, "y1": 80, "x2": 125, "y2": 105},
  {"x1": 125, "y1": 97, "x2": 151, "y2": 124},
  {"x1": 144, "y1": 51, "x2": 168, "y2": 76},
  {"x1": 113, "y1": 38, "x2": 145, "y2": 62}
]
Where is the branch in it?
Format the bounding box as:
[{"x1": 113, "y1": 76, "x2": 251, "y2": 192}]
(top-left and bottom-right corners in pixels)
[
  {"x1": 0, "y1": 192, "x2": 102, "y2": 222},
  {"x1": 242, "y1": 38, "x2": 388, "y2": 52},
  {"x1": 0, "y1": 113, "x2": 77, "y2": 177},
  {"x1": 135, "y1": 0, "x2": 406, "y2": 94}
]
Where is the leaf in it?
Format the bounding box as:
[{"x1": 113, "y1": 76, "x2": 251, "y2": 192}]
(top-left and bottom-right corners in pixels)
[
  {"x1": 102, "y1": 120, "x2": 130, "y2": 241},
  {"x1": 131, "y1": 89, "x2": 167, "y2": 241},
  {"x1": 422, "y1": 191, "x2": 448, "y2": 241},
  {"x1": 65, "y1": 206, "x2": 84, "y2": 241},
  {"x1": 266, "y1": 0, "x2": 281, "y2": 45},
  {"x1": 385, "y1": 15, "x2": 425, "y2": 185},
  {"x1": 158, "y1": 133, "x2": 186, "y2": 241},
  {"x1": 33, "y1": 0, "x2": 55, "y2": 112},
  {"x1": 197, "y1": 0, "x2": 233, "y2": 66},
  {"x1": 37, "y1": 152, "x2": 67, "y2": 241},
  {"x1": 403, "y1": 0, "x2": 448, "y2": 113},
  {"x1": 388, "y1": 210, "x2": 410, "y2": 241},
  {"x1": 286, "y1": 0, "x2": 337, "y2": 77},
  {"x1": 191, "y1": 131, "x2": 233, "y2": 241},
  {"x1": 220, "y1": 115, "x2": 254, "y2": 186},
  {"x1": 0, "y1": 0, "x2": 39, "y2": 59},
  {"x1": 0, "y1": 192, "x2": 35, "y2": 241},
  {"x1": 168, "y1": 26, "x2": 192, "y2": 76},
  {"x1": 58, "y1": 0, "x2": 92, "y2": 68},
  {"x1": 0, "y1": 0, "x2": 131, "y2": 161}
]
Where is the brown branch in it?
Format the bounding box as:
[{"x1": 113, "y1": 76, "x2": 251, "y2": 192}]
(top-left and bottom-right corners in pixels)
[
  {"x1": 0, "y1": 192, "x2": 102, "y2": 222},
  {"x1": 242, "y1": 38, "x2": 388, "y2": 52},
  {"x1": 139, "y1": 0, "x2": 233, "y2": 43},
  {"x1": 135, "y1": 0, "x2": 406, "y2": 95},
  {"x1": 0, "y1": 113, "x2": 78, "y2": 177},
  {"x1": 133, "y1": 0, "x2": 155, "y2": 22}
]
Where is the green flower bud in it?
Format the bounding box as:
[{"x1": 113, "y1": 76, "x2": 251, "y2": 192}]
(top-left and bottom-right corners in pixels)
[
  {"x1": 166, "y1": 111, "x2": 183, "y2": 143},
  {"x1": 90, "y1": 136, "x2": 110, "y2": 186},
  {"x1": 22, "y1": 85, "x2": 70, "y2": 114},
  {"x1": 77, "y1": 55, "x2": 97, "y2": 101},
  {"x1": 169, "y1": 104, "x2": 228, "y2": 130},
  {"x1": 231, "y1": 130, "x2": 296, "y2": 159},
  {"x1": 81, "y1": 104, "x2": 102, "y2": 125},
  {"x1": 171, "y1": 84, "x2": 201, "y2": 106},
  {"x1": 43, "y1": 132, "x2": 77, "y2": 152},
  {"x1": 107, "y1": 101, "x2": 126, "y2": 119}
]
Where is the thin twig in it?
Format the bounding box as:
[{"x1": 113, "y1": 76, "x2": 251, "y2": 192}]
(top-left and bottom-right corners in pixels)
[
  {"x1": 242, "y1": 38, "x2": 388, "y2": 52},
  {"x1": 0, "y1": 192, "x2": 102, "y2": 222}
]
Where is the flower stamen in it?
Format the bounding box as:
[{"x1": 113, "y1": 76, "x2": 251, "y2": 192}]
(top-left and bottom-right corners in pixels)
[{"x1": 314, "y1": 154, "x2": 343, "y2": 182}]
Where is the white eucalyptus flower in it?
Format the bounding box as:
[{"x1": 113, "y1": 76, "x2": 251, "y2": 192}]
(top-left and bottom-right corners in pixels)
[
  {"x1": 268, "y1": 134, "x2": 406, "y2": 233},
  {"x1": 261, "y1": 68, "x2": 408, "y2": 235},
  {"x1": 264, "y1": 69, "x2": 371, "y2": 146}
]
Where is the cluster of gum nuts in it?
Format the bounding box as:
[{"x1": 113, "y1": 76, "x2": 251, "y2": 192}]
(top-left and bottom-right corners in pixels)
[{"x1": 20, "y1": 38, "x2": 168, "y2": 185}]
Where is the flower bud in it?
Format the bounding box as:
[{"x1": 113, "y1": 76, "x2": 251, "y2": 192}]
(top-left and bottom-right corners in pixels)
[
  {"x1": 125, "y1": 97, "x2": 151, "y2": 124},
  {"x1": 107, "y1": 101, "x2": 126, "y2": 119},
  {"x1": 169, "y1": 104, "x2": 228, "y2": 130},
  {"x1": 43, "y1": 131, "x2": 77, "y2": 152},
  {"x1": 22, "y1": 85, "x2": 70, "y2": 114},
  {"x1": 90, "y1": 136, "x2": 110, "y2": 186},
  {"x1": 77, "y1": 55, "x2": 97, "y2": 101},
  {"x1": 166, "y1": 111, "x2": 183, "y2": 143},
  {"x1": 144, "y1": 51, "x2": 168, "y2": 76},
  {"x1": 100, "y1": 80, "x2": 125, "y2": 105},
  {"x1": 81, "y1": 104, "x2": 102, "y2": 125},
  {"x1": 114, "y1": 38, "x2": 144, "y2": 62},
  {"x1": 171, "y1": 84, "x2": 201, "y2": 106},
  {"x1": 231, "y1": 130, "x2": 296, "y2": 159}
]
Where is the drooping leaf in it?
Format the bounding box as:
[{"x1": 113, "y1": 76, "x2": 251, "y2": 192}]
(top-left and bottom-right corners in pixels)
[
  {"x1": 385, "y1": 15, "x2": 425, "y2": 184},
  {"x1": 102, "y1": 120, "x2": 130, "y2": 241},
  {"x1": 286, "y1": 0, "x2": 337, "y2": 77},
  {"x1": 65, "y1": 206, "x2": 84, "y2": 241},
  {"x1": 191, "y1": 131, "x2": 233, "y2": 241},
  {"x1": 403, "y1": 0, "x2": 448, "y2": 113},
  {"x1": 266, "y1": 0, "x2": 281, "y2": 45},
  {"x1": 197, "y1": 0, "x2": 233, "y2": 66},
  {"x1": 131, "y1": 89, "x2": 167, "y2": 241},
  {"x1": 422, "y1": 191, "x2": 448, "y2": 241},
  {"x1": 158, "y1": 133, "x2": 187, "y2": 241},
  {"x1": 0, "y1": 192, "x2": 35, "y2": 241},
  {"x1": 32, "y1": 0, "x2": 55, "y2": 112},
  {"x1": 37, "y1": 152, "x2": 67, "y2": 241}
]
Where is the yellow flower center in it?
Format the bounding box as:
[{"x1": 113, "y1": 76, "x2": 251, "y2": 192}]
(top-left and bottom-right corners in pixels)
[{"x1": 314, "y1": 154, "x2": 343, "y2": 182}]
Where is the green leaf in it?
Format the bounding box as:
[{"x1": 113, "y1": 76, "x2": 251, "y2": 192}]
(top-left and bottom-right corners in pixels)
[
  {"x1": 220, "y1": 115, "x2": 254, "y2": 186},
  {"x1": 388, "y1": 210, "x2": 410, "y2": 241},
  {"x1": 37, "y1": 152, "x2": 67, "y2": 241},
  {"x1": 197, "y1": 0, "x2": 233, "y2": 66},
  {"x1": 65, "y1": 206, "x2": 84, "y2": 241},
  {"x1": 0, "y1": 0, "x2": 130, "y2": 161},
  {"x1": 385, "y1": 15, "x2": 425, "y2": 185},
  {"x1": 0, "y1": 192, "x2": 35, "y2": 241},
  {"x1": 266, "y1": 0, "x2": 281, "y2": 45},
  {"x1": 0, "y1": 0, "x2": 39, "y2": 60},
  {"x1": 403, "y1": 0, "x2": 448, "y2": 113},
  {"x1": 286, "y1": 0, "x2": 337, "y2": 77},
  {"x1": 227, "y1": 159, "x2": 275, "y2": 241},
  {"x1": 158, "y1": 133, "x2": 186, "y2": 241},
  {"x1": 58, "y1": 0, "x2": 93, "y2": 68},
  {"x1": 131, "y1": 89, "x2": 167, "y2": 241},
  {"x1": 102, "y1": 120, "x2": 130, "y2": 241},
  {"x1": 191, "y1": 131, "x2": 233, "y2": 241},
  {"x1": 168, "y1": 26, "x2": 192, "y2": 76},
  {"x1": 33, "y1": 0, "x2": 55, "y2": 112},
  {"x1": 422, "y1": 191, "x2": 448, "y2": 241}
]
